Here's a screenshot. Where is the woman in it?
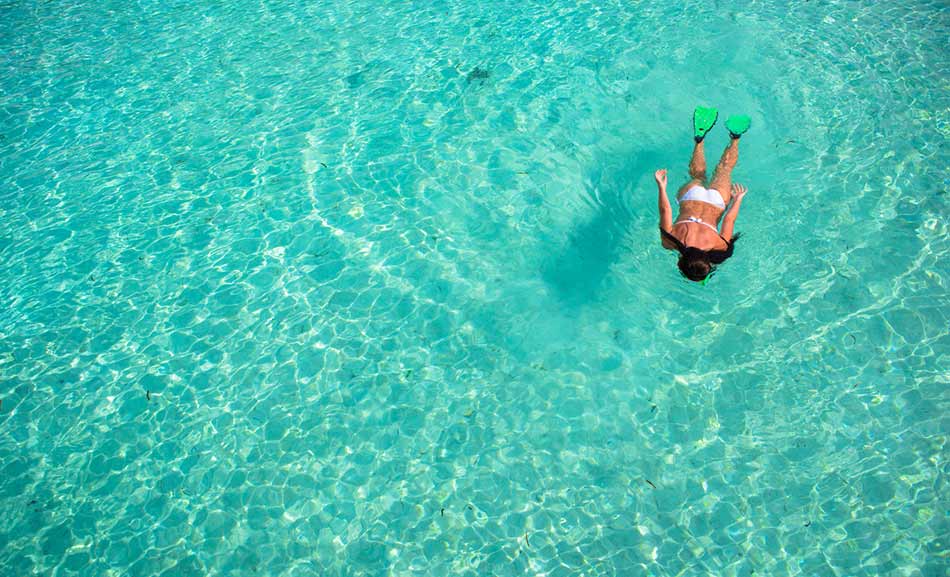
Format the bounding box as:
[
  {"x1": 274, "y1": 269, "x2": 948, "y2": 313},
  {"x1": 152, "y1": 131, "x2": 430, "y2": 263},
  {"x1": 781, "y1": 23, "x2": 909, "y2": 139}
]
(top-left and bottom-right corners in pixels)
[{"x1": 656, "y1": 107, "x2": 750, "y2": 283}]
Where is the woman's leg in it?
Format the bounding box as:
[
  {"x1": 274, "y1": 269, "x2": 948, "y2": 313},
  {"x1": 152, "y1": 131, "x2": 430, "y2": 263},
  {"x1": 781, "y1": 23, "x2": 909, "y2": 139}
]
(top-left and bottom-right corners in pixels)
[
  {"x1": 677, "y1": 141, "x2": 707, "y2": 199},
  {"x1": 708, "y1": 139, "x2": 739, "y2": 205},
  {"x1": 689, "y1": 140, "x2": 707, "y2": 181}
]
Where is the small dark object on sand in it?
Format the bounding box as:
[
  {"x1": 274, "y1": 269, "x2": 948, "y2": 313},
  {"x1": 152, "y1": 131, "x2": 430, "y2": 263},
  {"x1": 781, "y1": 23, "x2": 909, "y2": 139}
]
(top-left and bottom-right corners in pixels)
[{"x1": 467, "y1": 67, "x2": 490, "y2": 83}]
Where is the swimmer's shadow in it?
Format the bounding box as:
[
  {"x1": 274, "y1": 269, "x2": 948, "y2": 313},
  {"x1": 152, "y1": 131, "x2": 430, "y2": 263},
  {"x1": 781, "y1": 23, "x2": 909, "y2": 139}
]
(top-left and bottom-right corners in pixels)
[{"x1": 542, "y1": 151, "x2": 660, "y2": 304}]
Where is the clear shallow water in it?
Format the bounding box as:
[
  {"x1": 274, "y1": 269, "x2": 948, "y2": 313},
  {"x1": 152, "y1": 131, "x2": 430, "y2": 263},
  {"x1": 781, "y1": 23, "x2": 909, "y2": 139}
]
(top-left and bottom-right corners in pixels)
[{"x1": 1, "y1": 0, "x2": 948, "y2": 575}]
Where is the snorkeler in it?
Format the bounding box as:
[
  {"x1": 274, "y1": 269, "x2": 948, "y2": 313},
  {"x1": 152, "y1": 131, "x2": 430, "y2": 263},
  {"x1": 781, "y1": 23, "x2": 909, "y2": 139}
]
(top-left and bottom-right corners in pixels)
[{"x1": 656, "y1": 106, "x2": 751, "y2": 283}]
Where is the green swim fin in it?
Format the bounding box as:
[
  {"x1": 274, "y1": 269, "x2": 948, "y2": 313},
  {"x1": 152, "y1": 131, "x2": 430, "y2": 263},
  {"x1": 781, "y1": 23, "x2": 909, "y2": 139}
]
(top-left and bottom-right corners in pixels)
[
  {"x1": 725, "y1": 115, "x2": 751, "y2": 139},
  {"x1": 693, "y1": 106, "x2": 718, "y2": 142}
]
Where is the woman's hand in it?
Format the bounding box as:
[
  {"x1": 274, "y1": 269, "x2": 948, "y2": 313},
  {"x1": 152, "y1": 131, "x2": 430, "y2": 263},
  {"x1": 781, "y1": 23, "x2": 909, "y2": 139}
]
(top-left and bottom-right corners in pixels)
[
  {"x1": 654, "y1": 169, "x2": 667, "y2": 188},
  {"x1": 731, "y1": 182, "x2": 748, "y2": 201}
]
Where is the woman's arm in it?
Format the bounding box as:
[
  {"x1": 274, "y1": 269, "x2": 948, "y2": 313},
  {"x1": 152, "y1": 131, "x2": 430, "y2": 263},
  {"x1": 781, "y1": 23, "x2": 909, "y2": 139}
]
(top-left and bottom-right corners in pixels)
[
  {"x1": 656, "y1": 169, "x2": 677, "y2": 250},
  {"x1": 656, "y1": 169, "x2": 673, "y2": 233},
  {"x1": 720, "y1": 183, "x2": 747, "y2": 241}
]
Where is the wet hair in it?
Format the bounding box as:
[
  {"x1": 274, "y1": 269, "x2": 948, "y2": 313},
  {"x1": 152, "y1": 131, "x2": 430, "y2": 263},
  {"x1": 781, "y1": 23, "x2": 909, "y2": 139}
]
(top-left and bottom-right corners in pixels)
[
  {"x1": 678, "y1": 254, "x2": 713, "y2": 282},
  {"x1": 661, "y1": 228, "x2": 740, "y2": 283}
]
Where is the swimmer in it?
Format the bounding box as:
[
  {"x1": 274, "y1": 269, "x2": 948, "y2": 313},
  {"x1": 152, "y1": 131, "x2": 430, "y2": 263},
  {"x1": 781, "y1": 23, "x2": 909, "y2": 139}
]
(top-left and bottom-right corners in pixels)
[{"x1": 655, "y1": 106, "x2": 751, "y2": 283}]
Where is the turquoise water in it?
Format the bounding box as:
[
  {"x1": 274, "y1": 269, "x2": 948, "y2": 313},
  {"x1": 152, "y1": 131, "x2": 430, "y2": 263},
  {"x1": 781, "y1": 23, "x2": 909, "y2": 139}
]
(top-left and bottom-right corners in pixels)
[{"x1": 1, "y1": 0, "x2": 948, "y2": 575}]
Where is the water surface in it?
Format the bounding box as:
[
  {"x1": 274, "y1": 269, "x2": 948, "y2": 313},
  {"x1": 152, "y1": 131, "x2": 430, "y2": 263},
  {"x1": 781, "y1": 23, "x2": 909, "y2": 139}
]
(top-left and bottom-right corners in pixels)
[{"x1": 1, "y1": 0, "x2": 948, "y2": 575}]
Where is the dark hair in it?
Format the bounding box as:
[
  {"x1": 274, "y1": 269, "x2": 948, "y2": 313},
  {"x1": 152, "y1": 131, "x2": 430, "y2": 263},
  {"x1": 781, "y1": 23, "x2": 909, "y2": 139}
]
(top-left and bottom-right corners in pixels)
[
  {"x1": 678, "y1": 254, "x2": 713, "y2": 282},
  {"x1": 661, "y1": 228, "x2": 740, "y2": 283}
]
